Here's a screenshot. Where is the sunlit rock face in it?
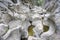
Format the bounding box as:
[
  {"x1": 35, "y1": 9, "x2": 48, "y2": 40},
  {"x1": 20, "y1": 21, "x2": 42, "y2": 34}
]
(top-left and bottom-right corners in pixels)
[{"x1": 0, "y1": 0, "x2": 56, "y2": 40}]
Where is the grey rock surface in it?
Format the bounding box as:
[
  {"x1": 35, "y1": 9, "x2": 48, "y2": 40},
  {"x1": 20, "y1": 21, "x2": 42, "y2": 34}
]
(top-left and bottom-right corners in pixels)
[{"x1": 0, "y1": 0, "x2": 60, "y2": 40}]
